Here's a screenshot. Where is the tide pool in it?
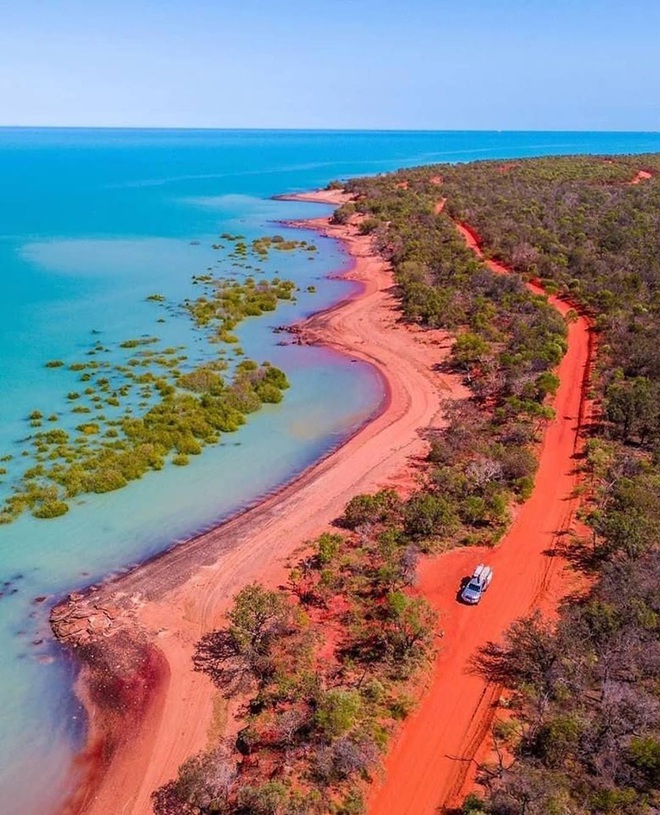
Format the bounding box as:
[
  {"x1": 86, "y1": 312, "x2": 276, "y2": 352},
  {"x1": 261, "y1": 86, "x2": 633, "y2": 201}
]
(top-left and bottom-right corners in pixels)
[{"x1": 1, "y1": 128, "x2": 659, "y2": 814}]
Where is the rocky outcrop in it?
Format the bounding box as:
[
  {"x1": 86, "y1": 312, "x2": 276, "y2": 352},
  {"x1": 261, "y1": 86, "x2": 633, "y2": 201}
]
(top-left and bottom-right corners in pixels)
[
  {"x1": 50, "y1": 592, "x2": 140, "y2": 648},
  {"x1": 50, "y1": 588, "x2": 169, "y2": 793}
]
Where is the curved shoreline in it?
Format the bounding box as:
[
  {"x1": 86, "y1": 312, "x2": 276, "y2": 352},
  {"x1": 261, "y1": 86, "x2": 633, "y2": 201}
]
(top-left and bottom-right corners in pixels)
[{"x1": 52, "y1": 190, "x2": 467, "y2": 815}]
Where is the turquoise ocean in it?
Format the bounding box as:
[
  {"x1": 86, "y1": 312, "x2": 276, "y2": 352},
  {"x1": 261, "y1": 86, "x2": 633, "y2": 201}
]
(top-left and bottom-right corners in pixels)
[{"x1": 1, "y1": 129, "x2": 659, "y2": 814}]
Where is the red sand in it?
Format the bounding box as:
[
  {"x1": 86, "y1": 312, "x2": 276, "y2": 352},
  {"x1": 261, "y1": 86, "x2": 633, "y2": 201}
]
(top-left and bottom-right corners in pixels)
[
  {"x1": 367, "y1": 218, "x2": 594, "y2": 814},
  {"x1": 57, "y1": 190, "x2": 469, "y2": 815},
  {"x1": 630, "y1": 169, "x2": 653, "y2": 184}
]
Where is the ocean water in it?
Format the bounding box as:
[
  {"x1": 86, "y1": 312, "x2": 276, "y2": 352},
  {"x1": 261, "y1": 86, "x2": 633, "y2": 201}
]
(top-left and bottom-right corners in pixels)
[{"x1": 1, "y1": 128, "x2": 659, "y2": 815}]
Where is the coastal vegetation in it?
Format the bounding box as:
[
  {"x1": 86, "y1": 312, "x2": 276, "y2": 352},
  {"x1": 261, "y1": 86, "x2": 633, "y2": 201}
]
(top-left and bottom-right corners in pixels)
[
  {"x1": 154, "y1": 526, "x2": 437, "y2": 815},
  {"x1": 465, "y1": 549, "x2": 660, "y2": 815},
  {"x1": 342, "y1": 154, "x2": 660, "y2": 565},
  {"x1": 155, "y1": 155, "x2": 660, "y2": 813},
  {"x1": 184, "y1": 276, "x2": 297, "y2": 344},
  {"x1": 0, "y1": 235, "x2": 310, "y2": 523},
  {"x1": 400, "y1": 155, "x2": 660, "y2": 815},
  {"x1": 342, "y1": 155, "x2": 660, "y2": 814},
  {"x1": 340, "y1": 165, "x2": 569, "y2": 547},
  {"x1": 343, "y1": 155, "x2": 660, "y2": 815}
]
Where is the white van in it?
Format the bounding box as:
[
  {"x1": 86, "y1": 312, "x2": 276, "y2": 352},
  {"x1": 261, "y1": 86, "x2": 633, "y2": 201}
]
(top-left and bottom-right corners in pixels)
[{"x1": 460, "y1": 564, "x2": 493, "y2": 604}]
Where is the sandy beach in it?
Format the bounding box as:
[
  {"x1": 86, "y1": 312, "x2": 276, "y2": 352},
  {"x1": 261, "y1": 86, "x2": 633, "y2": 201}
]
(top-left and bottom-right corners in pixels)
[{"x1": 52, "y1": 189, "x2": 469, "y2": 815}]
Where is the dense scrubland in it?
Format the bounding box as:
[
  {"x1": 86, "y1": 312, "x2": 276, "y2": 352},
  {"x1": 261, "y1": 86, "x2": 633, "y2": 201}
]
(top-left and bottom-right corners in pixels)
[
  {"x1": 347, "y1": 155, "x2": 660, "y2": 815},
  {"x1": 424, "y1": 156, "x2": 660, "y2": 815},
  {"x1": 154, "y1": 155, "x2": 659, "y2": 814}
]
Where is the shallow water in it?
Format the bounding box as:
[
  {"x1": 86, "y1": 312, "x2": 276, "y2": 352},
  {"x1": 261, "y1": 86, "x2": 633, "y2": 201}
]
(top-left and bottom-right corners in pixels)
[{"x1": 1, "y1": 128, "x2": 659, "y2": 814}]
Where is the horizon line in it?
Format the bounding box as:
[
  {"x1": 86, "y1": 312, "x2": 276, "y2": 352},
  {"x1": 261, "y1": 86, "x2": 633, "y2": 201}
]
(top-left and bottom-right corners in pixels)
[{"x1": 1, "y1": 125, "x2": 659, "y2": 135}]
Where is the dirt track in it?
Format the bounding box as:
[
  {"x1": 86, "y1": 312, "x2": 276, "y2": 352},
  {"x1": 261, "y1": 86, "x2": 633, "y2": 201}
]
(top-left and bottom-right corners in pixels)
[{"x1": 368, "y1": 219, "x2": 594, "y2": 814}]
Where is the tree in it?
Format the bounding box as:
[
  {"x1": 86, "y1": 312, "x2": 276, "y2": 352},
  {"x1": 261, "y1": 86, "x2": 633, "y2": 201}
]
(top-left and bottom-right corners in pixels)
[
  {"x1": 152, "y1": 745, "x2": 237, "y2": 815},
  {"x1": 594, "y1": 473, "x2": 660, "y2": 559},
  {"x1": 193, "y1": 584, "x2": 294, "y2": 690},
  {"x1": 628, "y1": 736, "x2": 660, "y2": 788},
  {"x1": 341, "y1": 489, "x2": 401, "y2": 529},
  {"x1": 383, "y1": 592, "x2": 437, "y2": 663},
  {"x1": 227, "y1": 583, "x2": 291, "y2": 660},
  {"x1": 313, "y1": 734, "x2": 380, "y2": 783},
  {"x1": 534, "y1": 371, "x2": 560, "y2": 400},
  {"x1": 331, "y1": 203, "x2": 356, "y2": 225},
  {"x1": 498, "y1": 446, "x2": 537, "y2": 483},
  {"x1": 452, "y1": 332, "x2": 491, "y2": 371},
  {"x1": 605, "y1": 377, "x2": 658, "y2": 444},
  {"x1": 314, "y1": 689, "x2": 362, "y2": 740},
  {"x1": 476, "y1": 612, "x2": 560, "y2": 703},
  {"x1": 461, "y1": 495, "x2": 488, "y2": 525},
  {"x1": 316, "y1": 532, "x2": 343, "y2": 564},
  {"x1": 404, "y1": 493, "x2": 458, "y2": 538}
]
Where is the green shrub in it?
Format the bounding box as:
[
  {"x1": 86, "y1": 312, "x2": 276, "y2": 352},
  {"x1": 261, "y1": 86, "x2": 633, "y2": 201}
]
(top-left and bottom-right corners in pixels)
[
  {"x1": 237, "y1": 781, "x2": 290, "y2": 814},
  {"x1": 358, "y1": 217, "x2": 379, "y2": 235},
  {"x1": 86, "y1": 469, "x2": 128, "y2": 493},
  {"x1": 404, "y1": 493, "x2": 458, "y2": 538},
  {"x1": 628, "y1": 736, "x2": 660, "y2": 787},
  {"x1": 315, "y1": 690, "x2": 361, "y2": 740},
  {"x1": 462, "y1": 793, "x2": 488, "y2": 814},
  {"x1": 33, "y1": 500, "x2": 69, "y2": 519},
  {"x1": 331, "y1": 203, "x2": 356, "y2": 224},
  {"x1": 76, "y1": 423, "x2": 100, "y2": 435},
  {"x1": 255, "y1": 382, "x2": 282, "y2": 403},
  {"x1": 342, "y1": 489, "x2": 401, "y2": 529}
]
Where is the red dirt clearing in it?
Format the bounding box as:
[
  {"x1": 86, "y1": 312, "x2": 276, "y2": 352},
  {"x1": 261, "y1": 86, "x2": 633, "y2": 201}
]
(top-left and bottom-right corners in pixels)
[
  {"x1": 368, "y1": 219, "x2": 594, "y2": 814},
  {"x1": 630, "y1": 169, "x2": 653, "y2": 184}
]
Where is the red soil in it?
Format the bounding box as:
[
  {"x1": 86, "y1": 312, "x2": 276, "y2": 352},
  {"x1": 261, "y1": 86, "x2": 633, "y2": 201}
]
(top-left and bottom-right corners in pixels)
[
  {"x1": 630, "y1": 169, "x2": 653, "y2": 184},
  {"x1": 368, "y1": 217, "x2": 594, "y2": 814}
]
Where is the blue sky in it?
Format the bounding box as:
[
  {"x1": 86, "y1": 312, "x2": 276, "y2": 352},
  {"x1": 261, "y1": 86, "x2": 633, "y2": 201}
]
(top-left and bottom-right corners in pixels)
[{"x1": 1, "y1": 0, "x2": 658, "y2": 130}]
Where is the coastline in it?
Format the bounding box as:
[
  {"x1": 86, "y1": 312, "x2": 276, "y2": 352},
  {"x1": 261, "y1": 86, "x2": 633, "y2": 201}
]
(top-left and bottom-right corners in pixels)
[{"x1": 52, "y1": 189, "x2": 469, "y2": 815}]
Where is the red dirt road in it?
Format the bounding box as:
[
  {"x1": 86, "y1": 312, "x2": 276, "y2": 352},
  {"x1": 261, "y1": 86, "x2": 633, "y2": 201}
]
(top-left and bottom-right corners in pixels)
[{"x1": 368, "y1": 221, "x2": 593, "y2": 814}]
